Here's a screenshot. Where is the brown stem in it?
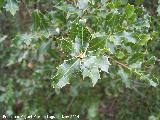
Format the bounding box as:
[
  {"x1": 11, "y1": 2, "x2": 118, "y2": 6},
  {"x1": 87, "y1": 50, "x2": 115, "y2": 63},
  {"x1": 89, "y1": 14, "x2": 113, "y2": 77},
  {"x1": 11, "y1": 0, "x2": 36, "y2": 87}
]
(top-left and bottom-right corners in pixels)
[{"x1": 109, "y1": 57, "x2": 130, "y2": 70}]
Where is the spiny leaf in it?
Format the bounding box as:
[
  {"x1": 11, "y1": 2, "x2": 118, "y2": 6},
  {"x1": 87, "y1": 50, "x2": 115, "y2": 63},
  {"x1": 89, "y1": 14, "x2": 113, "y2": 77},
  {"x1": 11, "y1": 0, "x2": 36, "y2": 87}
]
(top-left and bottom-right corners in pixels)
[
  {"x1": 81, "y1": 56, "x2": 110, "y2": 86},
  {"x1": 4, "y1": 0, "x2": 18, "y2": 16},
  {"x1": 97, "y1": 56, "x2": 110, "y2": 73},
  {"x1": 57, "y1": 76, "x2": 70, "y2": 88},
  {"x1": 89, "y1": 66, "x2": 101, "y2": 86},
  {"x1": 69, "y1": 23, "x2": 91, "y2": 43},
  {"x1": 53, "y1": 60, "x2": 80, "y2": 88},
  {"x1": 71, "y1": 37, "x2": 81, "y2": 57}
]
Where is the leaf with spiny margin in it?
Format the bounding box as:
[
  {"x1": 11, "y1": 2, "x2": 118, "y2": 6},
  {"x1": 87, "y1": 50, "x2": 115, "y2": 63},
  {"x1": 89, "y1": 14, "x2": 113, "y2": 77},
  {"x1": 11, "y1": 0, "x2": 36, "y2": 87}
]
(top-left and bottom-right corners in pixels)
[
  {"x1": 90, "y1": 32, "x2": 106, "y2": 50},
  {"x1": 61, "y1": 23, "x2": 91, "y2": 54},
  {"x1": 53, "y1": 60, "x2": 80, "y2": 88},
  {"x1": 145, "y1": 56, "x2": 156, "y2": 65},
  {"x1": 60, "y1": 38, "x2": 72, "y2": 53},
  {"x1": 69, "y1": 23, "x2": 91, "y2": 44},
  {"x1": 0, "y1": 0, "x2": 4, "y2": 8},
  {"x1": 71, "y1": 36, "x2": 89, "y2": 57},
  {"x1": 137, "y1": 34, "x2": 151, "y2": 45},
  {"x1": 57, "y1": 76, "x2": 70, "y2": 88},
  {"x1": 97, "y1": 56, "x2": 110, "y2": 73},
  {"x1": 89, "y1": 66, "x2": 101, "y2": 86},
  {"x1": 81, "y1": 56, "x2": 110, "y2": 86},
  {"x1": 124, "y1": 4, "x2": 135, "y2": 19},
  {"x1": 4, "y1": 0, "x2": 18, "y2": 16},
  {"x1": 140, "y1": 74, "x2": 158, "y2": 87},
  {"x1": 71, "y1": 36, "x2": 81, "y2": 57},
  {"x1": 82, "y1": 56, "x2": 96, "y2": 68}
]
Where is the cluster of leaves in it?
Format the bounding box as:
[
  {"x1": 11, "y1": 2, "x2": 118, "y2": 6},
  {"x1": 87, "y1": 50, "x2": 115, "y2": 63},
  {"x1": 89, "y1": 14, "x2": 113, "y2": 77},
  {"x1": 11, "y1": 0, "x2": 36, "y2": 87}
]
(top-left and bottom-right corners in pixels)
[
  {"x1": 50, "y1": 1, "x2": 159, "y2": 88},
  {"x1": 0, "y1": 0, "x2": 160, "y2": 120}
]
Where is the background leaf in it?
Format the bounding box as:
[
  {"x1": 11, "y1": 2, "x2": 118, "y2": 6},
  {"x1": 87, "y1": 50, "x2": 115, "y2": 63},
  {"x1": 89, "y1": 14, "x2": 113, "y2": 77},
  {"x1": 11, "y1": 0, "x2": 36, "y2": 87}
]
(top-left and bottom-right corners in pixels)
[{"x1": 4, "y1": 0, "x2": 18, "y2": 16}]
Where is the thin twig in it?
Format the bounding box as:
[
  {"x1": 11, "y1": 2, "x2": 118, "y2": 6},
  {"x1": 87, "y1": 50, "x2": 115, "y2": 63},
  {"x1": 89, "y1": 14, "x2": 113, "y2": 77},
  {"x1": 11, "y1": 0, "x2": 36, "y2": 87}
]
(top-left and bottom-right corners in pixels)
[
  {"x1": 109, "y1": 57, "x2": 130, "y2": 70},
  {"x1": 66, "y1": 97, "x2": 75, "y2": 112}
]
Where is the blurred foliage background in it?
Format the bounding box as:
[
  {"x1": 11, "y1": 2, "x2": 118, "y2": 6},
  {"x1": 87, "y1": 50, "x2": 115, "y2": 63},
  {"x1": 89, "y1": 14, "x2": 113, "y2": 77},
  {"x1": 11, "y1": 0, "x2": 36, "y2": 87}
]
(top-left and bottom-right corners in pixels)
[{"x1": 0, "y1": 0, "x2": 160, "y2": 120}]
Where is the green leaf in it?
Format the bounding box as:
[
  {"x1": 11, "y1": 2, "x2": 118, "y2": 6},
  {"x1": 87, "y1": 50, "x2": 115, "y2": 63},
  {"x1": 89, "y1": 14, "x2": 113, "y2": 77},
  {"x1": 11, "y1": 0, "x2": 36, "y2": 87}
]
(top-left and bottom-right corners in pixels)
[
  {"x1": 57, "y1": 76, "x2": 70, "y2": 88},
  {"x1": 88, "y1": 103, "x2": 99, "y2": 119},
  {"x1": 60, "y1": 38, "x2": 72, "y2": 53},
  {"x1": 71, "y1": 37, "x2": 81, "y2": 57},
  {"x1": 53, "y1": 60, "x2": 80, "y2": 88},
  {"x1": 82, "y1": 56, "x2": 97, "y2": 68},
  {"x1": 77, "y1": 0, "x2": 88, "y2": 10},
  {"x1": 140, "y1": 74, "x2": 158, "y2": 87},
  {"x1": 63, "y1": 22, "x2": 91, "y2": 54},
  {"x1": 157, "y1": 4, "x2": 160, "y2": 16},
  {"x1": 149, "y1": 80, "x2": 158, "y2": 87},
  {"x1": 90, "y1": 32, "x2": 106, "y2": 50},
  {"x1": 20, "y1": 33, "x2": 33, "y2": 46},
  {"x1": 4, "y1": 0, "x2": 18, "y2": 16},
  {"x1": 89, "y1": 66, "x2": 100, "y2": 86},
  {"x1": 116, "y1": 51, "x2": 125, "y2": 60},
  {"x1": 122, "y1": 32, "x2": 136, "y2": 44},
  {"x1": 0, "y1": 35, "x2": 7, "y2": 43},
  {"x1": 32, "y1": 9, "x2": 49, "y2": 31},
  {"x1": 125, "y1": 4, "x2": 135, "y2": 19},
  {"x1": 101, "y1": 0, "x2": 108, "y2": 4},
  {"x1": 118, "y1": 68, "x2": 131, "y2": 88},
  {"x1": 69, "y1": 23, "x2": 91, "y2": 44},
  {"x1": 82, "y1": 67, "x2": 90, "y2": 79},
  {"x1": 136, "y1": 34, "x2": 151, "y2": 45},
  {"x1": 134, "y1": 0, "x2": 144, "y2": 5},
  {"x1": 106, "y1": 42, "x2": 115, "y2": 54},
  {"x1": 97, "y1": 56, "x2": 110, "y2": 73},
  {"x1": 81, "y1": 56, "x2": 110, "y2": 86},
  {"x1": 145, "y1": 56, "x2": 156, "y2": 65},
  {"x1": 129, "y1": 52, "x2": 144, "y2": 64},
  {"x1": 92, "y1": 32, "x2": 106, "y2": 38},
  {"x1": 39, "y1": 40, "x2": 52, "y2": 54},
  {"x1": 0, "y1": 0, "x2": 4, "y2": 8},
  {"x1": 129, "y1": 62, "x2": 142, "y2": 69}
]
